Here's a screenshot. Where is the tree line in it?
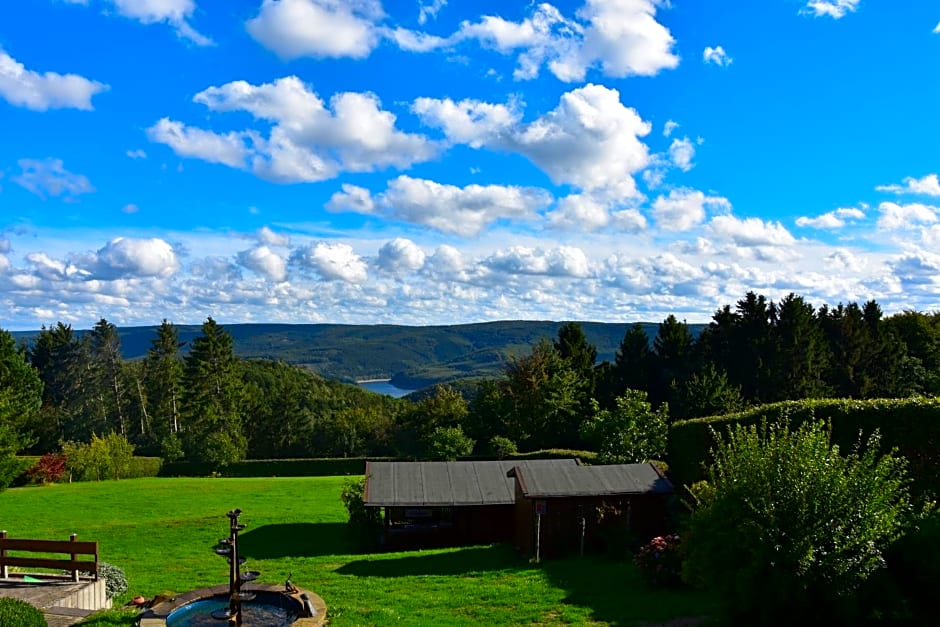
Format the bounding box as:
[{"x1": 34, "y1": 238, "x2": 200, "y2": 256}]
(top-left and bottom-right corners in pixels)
[{"x1": 2, "y1": 291, "x2": 940, "y2": 467}]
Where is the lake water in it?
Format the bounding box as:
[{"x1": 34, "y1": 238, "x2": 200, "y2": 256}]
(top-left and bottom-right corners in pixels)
[{"x1": 357, "y1": 379, "x2": 415, "y2": 398}]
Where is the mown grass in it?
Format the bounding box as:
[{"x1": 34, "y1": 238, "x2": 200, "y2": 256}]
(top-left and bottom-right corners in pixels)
[{"x1": 0, "y1": 477, "x2": 715, "y2": 626}]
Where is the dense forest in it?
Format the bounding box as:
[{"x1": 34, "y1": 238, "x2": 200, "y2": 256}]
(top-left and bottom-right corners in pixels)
[
  {"x1": 2, "y1": 291, "x2": 939, "y2": 466},
  {"x1": 11, "y1": 319, "x2": 667, "y2": 386}
]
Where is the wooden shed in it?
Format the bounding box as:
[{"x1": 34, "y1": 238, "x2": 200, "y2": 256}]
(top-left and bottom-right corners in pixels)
[
  {"x1": 507, "y1": 462, "x2": 674, "y2": 558},
  {"x1": 364, "y1": 459, "x2": 579, "y2": 550}
]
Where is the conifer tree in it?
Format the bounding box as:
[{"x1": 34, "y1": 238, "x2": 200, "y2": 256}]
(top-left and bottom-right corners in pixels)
[{"x1": 181, "y1": 317, "x2": 246, "y2": 464}]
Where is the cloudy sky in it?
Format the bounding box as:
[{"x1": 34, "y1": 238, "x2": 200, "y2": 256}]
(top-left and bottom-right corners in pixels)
[{"x1": 2, "y1": 0, "x2": 939, "y2": 331}]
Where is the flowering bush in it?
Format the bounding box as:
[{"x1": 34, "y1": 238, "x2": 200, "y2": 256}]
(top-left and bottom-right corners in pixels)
[{"x1": 634, "y1": 534, "x2": 683, "y2": 587}]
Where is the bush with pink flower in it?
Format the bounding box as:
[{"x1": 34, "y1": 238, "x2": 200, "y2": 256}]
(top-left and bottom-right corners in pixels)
[{"x1": 634, "y1": 534, "x2": 683, "y2": 587}]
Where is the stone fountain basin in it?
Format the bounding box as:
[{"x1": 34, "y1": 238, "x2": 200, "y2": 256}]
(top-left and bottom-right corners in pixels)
[{"x1": 139, "y1": 582, "x2": 326, "y2": 627}]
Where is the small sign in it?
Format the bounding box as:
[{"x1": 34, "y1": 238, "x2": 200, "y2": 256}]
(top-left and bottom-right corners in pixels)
[{"x1": 535, "y1": 500, "x2": 547, "y2": 515}]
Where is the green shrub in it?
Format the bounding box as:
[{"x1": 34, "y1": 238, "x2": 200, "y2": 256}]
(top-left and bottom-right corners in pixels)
[
  {"x1": 125, "y1": 457, "x2": 162, "y2": 479},
  {"x1": 668, "y1": 397, "x2": 940, "y2": 497},
  {"x1": 488, "y1": 435, "x2": 517, "y2": 459},
  {"x1": 95, "y1": 562, "x2": 128, "y2": 600},
  {"x1": 581, "y1": 391, "x2": 668, "y2": 464},
  {"x1": 871, "y1": 508, "x2": 940, "y2": 623},
  {"x1": 0, "y1": 455, "x2": 33, "y2": 491},
  {"x1": 683, "y1": 420, "x2": 915, "y2": 626},
  {"x1": 426, "y1": 426, "x2": 474, "y2": 461},
  {"x1": 62, "y1": 433, "x2": 136, "y2": 481},
  {"x1": 635, "y1": 534, "x2": 683, "y2": 587},
  {"x1": 0, "y1": 597, "x2": 47, "y2": 627},
  {"x1": 340, "y1": 477, "x2": 380, "y2": 527}
]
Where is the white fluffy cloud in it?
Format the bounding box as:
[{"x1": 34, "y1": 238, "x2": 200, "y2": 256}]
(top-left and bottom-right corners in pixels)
[
  {"x1": 418, "y1": 0, "x2": 447, "y2": 25},
  {"x1": 801, "y1": 1, "x2": 860, "y2": 19},
  {"x1": 69, "y1": 0, "x2": 211, "y2": 45},
  {"x1": 375, "y1": 238, "x2": 426, "y2": 275},
  {"x1": 652, "y1": 189, "x2": 730, "y2": 232},
  {"x1": 92, "y1": 237, "x2": 180, "y2": 279},
  {"x1": 876, "y1": 174, "x2": 940, "y2": 197},
  {"x1": 258, "y1": 226, "x2": 290, "y2": 247},
  {"x1": 668, "y1": 137, "x2": 695, "y2": 171},
  {"x1": 703, "y1": 45, "x2": 732, "y2": 66},
  {"x1": 484, "y1": 245, "x2": 591, "y2": 278},
  {"x1": 877, "y1": 202, "x2": 939, "y2": 230},
  {"x1": 291, "y1": 242, "x2": 368, "y2": 283},
  {"x1": 341, "y1": 175, "x2": 552, "y2": 236},
  {"x1": 247, "y1": 0, "x2": 383, "y2": 59},
  {"x1": 147, "y1": 118, "x2": 252, "y2": 168},
  {"x1": 0, "y1": 49, "x2": 107, "y2": 111},
  {"x1": 150, "y1": 76, "x2": 436, "y2": 182},
  {"x1": 507, "y1": 84, "x2": 652, "y2": 198},
  {"x1": 708, "y1": 215, "x2": 796, "y2": 247},
  {"x1": 451, "y1": 0, "x2": 678, "y2": 82},
  {"x1": 12, "y1": 159, "x2": 95, "y2": 200},
  {"x1": 795, "y1": 207, "x2": 866, "y2": 229},
  {"x1": 327, "y1": 184, "x2": 376, "y2": 214},
  {"x1": 237, "y1": 246, "x2": 287, "y2": 281},
  {"x1": 548, "y1": 194, "x2": 611, "y2": 231},
  {"x1": 411, "y1": 96, "x2": 520, "y2": 147}
]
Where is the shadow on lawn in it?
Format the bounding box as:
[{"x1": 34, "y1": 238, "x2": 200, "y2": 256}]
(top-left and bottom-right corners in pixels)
[
  {"x1": 239, "y1": 523, "x2": 361, "y2": 559},
  {"x1": 541, "y1": 555, "x2": 716, "y2": 626},
  {"x1": 336, "y1": 544, "x2": 518, "y2": 577}
]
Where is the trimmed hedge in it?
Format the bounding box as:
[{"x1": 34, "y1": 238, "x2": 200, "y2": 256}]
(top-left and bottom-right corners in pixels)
[
  {"x1": 0, "y1": 597, "x2": 47, "y2": 627},
  {"x1": 13, "y1": 455, "x2": 161, "y2": 485},
  {"x1": 124, "y1": 456, "x2": 163, "y2": 478},
  {"x1": 159, "y1": 450, "x2": 599, "y2": 478},
  {"x1": 667, "y1": 397, "x2": 940, "y2": 497},
  {"x1": 159, "y1": 457, "x2": 395, "y2": 477},
  {"x1": 462, "y1": 449, "x2": 599, "y2": 464}
]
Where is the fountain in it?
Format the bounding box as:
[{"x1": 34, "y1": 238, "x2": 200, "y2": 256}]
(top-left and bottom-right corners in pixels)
[{"x1": 139, "y1": 510, "x2": 326, "y2": 627}]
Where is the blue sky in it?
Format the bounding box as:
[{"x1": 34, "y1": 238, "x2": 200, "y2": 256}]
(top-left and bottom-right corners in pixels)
[{"x1": 1, "y1": 0, "x2": 939, "y2": 331}]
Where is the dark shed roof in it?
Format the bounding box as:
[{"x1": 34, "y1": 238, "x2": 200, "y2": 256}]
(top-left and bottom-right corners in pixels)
[
  {"x1": 364, "y1": 459, "x2": 580, "y2": 507},
  {"x1": 509, "y1": 462, "x2": 672, "y2": 498}
]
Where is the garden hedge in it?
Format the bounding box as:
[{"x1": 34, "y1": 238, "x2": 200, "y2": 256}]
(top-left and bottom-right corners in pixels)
[
  {"x1": 159, "y1": 457, "x2": 393, "y2": 477},
  {"x1": 667, "y1": 397, "x2": 940, "y2": 498},
  {"x1": 13, "y1": 456, "x2": 162, "y2": 485},
  {"x1": 159, "y1": 450, "x2": 598, "y2": 478}
]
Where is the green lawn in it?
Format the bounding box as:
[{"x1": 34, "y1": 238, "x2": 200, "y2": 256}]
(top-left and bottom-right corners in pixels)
[{"x1": 0, "y1": 477, "x2": 715, "y2": 626}]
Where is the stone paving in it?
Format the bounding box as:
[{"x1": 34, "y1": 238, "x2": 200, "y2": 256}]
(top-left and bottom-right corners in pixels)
[{"x1": 0, "y1": 578, "x2": 100, "y2": 626}]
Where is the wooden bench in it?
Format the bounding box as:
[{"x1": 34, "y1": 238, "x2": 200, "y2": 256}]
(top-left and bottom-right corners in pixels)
[{"x1": 0, "y1": 531, "x2": 98, "y2": 582}]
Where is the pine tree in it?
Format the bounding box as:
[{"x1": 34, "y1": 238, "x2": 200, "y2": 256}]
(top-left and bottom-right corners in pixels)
[
  {"x1": 652, "y1": 315, "x2": 694, "y2": 408},
  {"x1": 599, "y1": 323, "x2": 653, "y2": 407},
  {"x1": 144, "y1": 320, "x2": 184, "y2": 440},
  {"x1": 770, "y1": 293, "x2": 830, "y2": 401},
  {"x1": 29, "y1": 323, "x2": 95, "y2": 447},
  {"x1": 0, "y1": 329, "x2": 43, "y2": 467},
  {"x1": 181, "y1": 317, "x2": 246, "y2": 464},
  {"x1": 88, "y1": 318, "x2": 128, "y2": 436}
]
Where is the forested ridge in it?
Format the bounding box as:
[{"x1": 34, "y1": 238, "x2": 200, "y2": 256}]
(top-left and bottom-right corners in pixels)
[
  {"x1": 10, "y1": 320, "x2": 666, "y2": 385},
  {"x1": 2, "y1": 291, "x2": 940, "y2": 468}
]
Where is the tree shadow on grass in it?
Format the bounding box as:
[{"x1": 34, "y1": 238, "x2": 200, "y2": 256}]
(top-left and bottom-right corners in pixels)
[
  {"x1": 335, "y1": 544, "x2": 519, "y2": 578},
  {"x1": 238, "y1": 523, "x2": 364, "y2": 559},
  {"x1": 541, "y1": 555, "x2": 717, "y2": 626}
]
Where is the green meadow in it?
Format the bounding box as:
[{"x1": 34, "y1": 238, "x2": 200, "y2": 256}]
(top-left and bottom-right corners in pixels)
[{"x1": 0, "y1": 477, "x2": 715, "y2": 626}]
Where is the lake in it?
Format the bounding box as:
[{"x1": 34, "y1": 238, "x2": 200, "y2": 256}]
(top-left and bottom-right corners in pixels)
[{"x1": 357, "y1": 379, "x2": 415, "y2": 398}]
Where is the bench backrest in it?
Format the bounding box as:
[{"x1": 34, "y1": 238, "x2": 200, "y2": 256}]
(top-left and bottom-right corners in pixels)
[{"x1": 0, "y1": 532, "x2": 99, "y2": 581}]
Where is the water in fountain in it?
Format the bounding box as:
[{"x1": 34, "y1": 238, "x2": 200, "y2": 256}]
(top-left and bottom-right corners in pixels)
[{"x1": 166, "y1": 591, "x2": 300, "y2": 627}]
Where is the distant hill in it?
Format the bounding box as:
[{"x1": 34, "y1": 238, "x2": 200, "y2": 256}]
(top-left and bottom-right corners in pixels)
[{"x1": 12, "y1": 320, "x2": 706, "y2": 388}]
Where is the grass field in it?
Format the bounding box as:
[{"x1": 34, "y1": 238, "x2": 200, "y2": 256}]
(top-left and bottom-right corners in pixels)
[{"x1": 0, "y1": 477, "x2": 716, "y2": 626}]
